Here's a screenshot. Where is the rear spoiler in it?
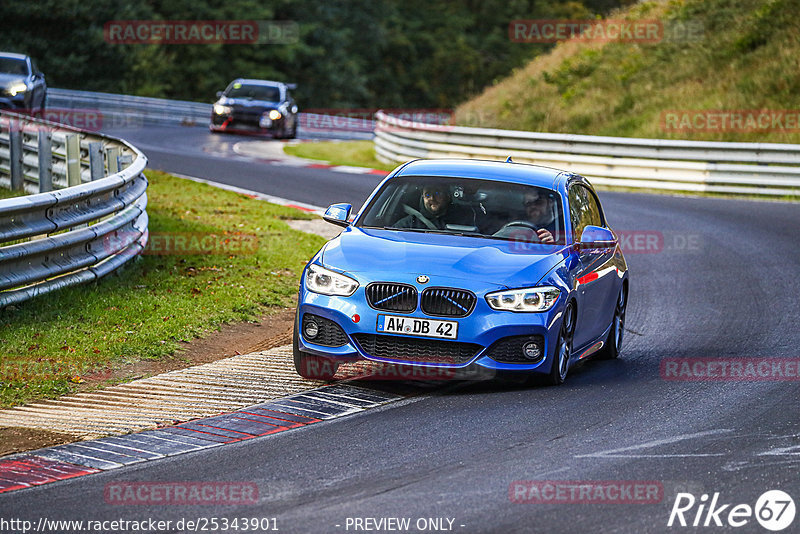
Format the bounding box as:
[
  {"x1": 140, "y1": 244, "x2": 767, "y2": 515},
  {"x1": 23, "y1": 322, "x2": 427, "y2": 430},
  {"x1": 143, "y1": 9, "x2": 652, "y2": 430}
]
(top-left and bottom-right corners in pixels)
[{"x1": 285, "y1": 83, "x2": 297, "y2": 90}]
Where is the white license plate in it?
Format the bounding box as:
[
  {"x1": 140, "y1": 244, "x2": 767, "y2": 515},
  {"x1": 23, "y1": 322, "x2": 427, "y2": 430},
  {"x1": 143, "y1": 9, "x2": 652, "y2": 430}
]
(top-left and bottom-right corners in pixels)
[{"x1": 376, "y1": 315, "x2": 458, "y2": 339}]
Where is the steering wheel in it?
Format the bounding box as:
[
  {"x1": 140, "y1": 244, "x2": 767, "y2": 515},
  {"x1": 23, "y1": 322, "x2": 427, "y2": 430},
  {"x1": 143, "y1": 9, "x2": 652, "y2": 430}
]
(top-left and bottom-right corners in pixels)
[
  {"x1": 493, "y1": 220, "x2": 541, "y2": 241},
  {"x1": 402, "y1": 204, "x2": 438, "y2": 230}
]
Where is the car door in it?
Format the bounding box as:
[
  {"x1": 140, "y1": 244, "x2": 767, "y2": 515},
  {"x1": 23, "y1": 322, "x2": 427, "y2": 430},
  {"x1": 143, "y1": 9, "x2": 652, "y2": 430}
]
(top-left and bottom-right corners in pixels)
[
  {"x1": 569, "y1": 184, "x2": 617, "y2": 350},
  {"x1": 28, "y1": 58, "x2": 45, "y2": 111}
]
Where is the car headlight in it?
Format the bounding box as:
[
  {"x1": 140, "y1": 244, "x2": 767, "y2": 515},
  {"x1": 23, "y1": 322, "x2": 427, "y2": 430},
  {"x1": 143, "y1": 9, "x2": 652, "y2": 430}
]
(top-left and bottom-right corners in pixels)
[
  {"x1": 8, "y1": 83, "x2": 27, "y2": 96},
  {"x1": 268, "y1": 109, "x2": 282, "y2": 120},
  {"x1": 305, "y1": 264, "x2": 359, "y2": 296},
  {"x1": 485, "y1": 286, "x2": 560, "y2": 312},
  {"x1": 213, "y1": 103, "x2": 232, "y2": 115}
]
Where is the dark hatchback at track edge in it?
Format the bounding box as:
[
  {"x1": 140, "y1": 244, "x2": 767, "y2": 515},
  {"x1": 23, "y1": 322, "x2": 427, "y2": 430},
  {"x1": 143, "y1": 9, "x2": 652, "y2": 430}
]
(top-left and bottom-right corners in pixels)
[
  {"x1": 294, "y1": 159, "x2": 629, "y2": 385},
  {"x1": 210, "y1": 78, "x2": 298, "y2": 138},
  {"x1": 0, "y1": 52, "x2": 46, "y2": 114}
]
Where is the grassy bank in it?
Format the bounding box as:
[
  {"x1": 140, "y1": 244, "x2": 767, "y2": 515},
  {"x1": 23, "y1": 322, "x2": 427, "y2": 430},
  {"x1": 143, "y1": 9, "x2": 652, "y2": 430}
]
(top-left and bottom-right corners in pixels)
[
  {"x1": 284, "y1": 141, "x2": 396, "y2": 172},
  {"x1": 0, "y1": 171, "x2": 326, "y2": 407},
  {"x1": 456, "y1": 0, "x2": 800, "y2": 144}
]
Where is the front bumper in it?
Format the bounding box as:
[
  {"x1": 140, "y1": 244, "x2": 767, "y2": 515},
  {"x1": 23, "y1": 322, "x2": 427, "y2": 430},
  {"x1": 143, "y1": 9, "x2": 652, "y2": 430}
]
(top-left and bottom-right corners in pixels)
[
  {"x1": 0, "y1": 94, "x2": 26, "y2": 110},
  {"x1": 209, "y1": 110, "x2": 286, "y2": 134},
  {"x1": 297, "y1": 286, "x2": 565, "y2": 373}
]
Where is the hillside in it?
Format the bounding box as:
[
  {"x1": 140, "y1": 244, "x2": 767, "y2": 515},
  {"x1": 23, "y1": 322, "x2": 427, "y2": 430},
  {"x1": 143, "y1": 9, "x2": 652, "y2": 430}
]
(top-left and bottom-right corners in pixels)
[{"x1": 455, "y1": 0, "x2": 800, "y2": 143}]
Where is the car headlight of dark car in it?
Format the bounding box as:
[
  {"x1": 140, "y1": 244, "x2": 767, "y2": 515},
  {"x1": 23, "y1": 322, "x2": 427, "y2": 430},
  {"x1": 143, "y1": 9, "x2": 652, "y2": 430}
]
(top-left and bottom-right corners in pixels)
[
  {"x1": 485, "y1": 286, "x2": 560, "y2": 312},
  {"x1": 7, "y1": 82, "x2": 27, "y2": 96},
  {"x1": 305, "y1": 264, "x2": 359, "y2": 296},
  {"x1": 268, "y1": 109, "x2": 282, "y2": 121},
  {"x1": 213, "y1": 103, "x2": 232, "y2": 115}
]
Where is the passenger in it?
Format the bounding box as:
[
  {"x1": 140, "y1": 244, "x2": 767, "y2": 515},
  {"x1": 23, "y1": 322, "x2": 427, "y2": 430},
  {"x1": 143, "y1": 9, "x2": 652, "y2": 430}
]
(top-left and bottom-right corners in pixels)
[{"x1": 522, "y1": 191, "x2": 557, "y2": 244}]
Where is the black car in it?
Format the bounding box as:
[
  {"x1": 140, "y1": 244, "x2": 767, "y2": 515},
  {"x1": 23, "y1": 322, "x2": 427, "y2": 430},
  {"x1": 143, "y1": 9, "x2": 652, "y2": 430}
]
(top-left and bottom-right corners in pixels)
[
  {"x1": 210, "y1": 78, "x2": 298, "y2": 138},
  {"x1": 0, "y1": 52, "x2": 46, "y2": 114}
]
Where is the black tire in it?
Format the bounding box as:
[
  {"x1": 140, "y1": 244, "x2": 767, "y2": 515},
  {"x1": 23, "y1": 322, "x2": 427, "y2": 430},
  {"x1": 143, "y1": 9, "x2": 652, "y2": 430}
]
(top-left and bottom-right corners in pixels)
[
  {"x1": 292, "y1": 310, "x2": 339, "y2": 380},
  {"x1": 596, "y1": 286, "x2": 627, "y2": 360},
  {"x1": 288, "y1": 119, "x2": 298, "y2": 139},
  {"x1": 547, "y1": 302, "x2": 575, "y2": 385}
]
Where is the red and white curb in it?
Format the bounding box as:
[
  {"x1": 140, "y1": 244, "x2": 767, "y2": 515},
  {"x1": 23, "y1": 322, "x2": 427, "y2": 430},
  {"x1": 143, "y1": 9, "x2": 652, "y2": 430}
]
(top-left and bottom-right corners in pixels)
[{"x1": 0, "y1": 384, "x2": 403, "y2": 494}]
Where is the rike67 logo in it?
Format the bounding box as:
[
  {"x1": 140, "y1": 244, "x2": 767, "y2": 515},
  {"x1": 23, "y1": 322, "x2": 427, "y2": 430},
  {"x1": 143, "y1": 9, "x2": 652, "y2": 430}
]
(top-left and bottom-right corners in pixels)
[{"x1": 668, "y1": 490, "x2": 795, "y2": 531}]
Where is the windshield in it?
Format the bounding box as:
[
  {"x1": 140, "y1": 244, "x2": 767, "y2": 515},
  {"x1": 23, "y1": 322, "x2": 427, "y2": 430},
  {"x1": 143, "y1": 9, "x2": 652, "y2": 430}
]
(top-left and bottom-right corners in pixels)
[
  {"x1": 357, "y1": 175, "x2": 566, "y2": 245},
  {"x1": 0, "y1": 57, "x2": 28, "y2": 76},
  {"x1": 225, "y1": 83, "x2": 280, "y2": 101}
]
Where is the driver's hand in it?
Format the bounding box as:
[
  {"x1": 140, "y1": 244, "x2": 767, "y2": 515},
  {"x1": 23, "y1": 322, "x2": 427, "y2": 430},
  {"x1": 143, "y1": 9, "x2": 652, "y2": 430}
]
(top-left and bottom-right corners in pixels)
[{"x1": 536, "y1": 229, "x2": 554, "y2": 244}]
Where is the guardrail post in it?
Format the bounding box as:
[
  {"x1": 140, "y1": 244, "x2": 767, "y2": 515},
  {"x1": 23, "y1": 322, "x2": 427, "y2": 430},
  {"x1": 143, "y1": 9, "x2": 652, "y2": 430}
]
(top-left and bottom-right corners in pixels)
[
  {"x1": 118, "y1": 154, "x2": 133, "y2": 170},
  {"x1": 89, "y1": 142, "x2": 104, "y2": 181},
  {"x1": 106, "y1": 146, "x2": 120, "y2": 174},
  {"x1": 37, "y1": 130, "x2": 53, "y2": 193},
  {"x1": 65, "y1": 134, "x2": 81, "y2": 186},
  {"x1": 9, "y1": 128, "x2": 23, "y2": 192}
]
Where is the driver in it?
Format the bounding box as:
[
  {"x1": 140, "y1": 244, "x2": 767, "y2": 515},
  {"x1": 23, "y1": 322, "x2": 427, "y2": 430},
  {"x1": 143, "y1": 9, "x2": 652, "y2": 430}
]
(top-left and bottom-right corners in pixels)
[
  {"x1": 523, "y1": 191, "x2": 556, "y2": 244},
  {"x1": 395, "y1": 185, "x2": 453, "y2": 229}
]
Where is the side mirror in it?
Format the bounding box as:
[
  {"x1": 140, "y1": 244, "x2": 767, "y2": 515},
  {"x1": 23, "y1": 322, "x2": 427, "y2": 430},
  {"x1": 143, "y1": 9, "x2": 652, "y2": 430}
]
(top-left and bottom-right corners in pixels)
[
  {"x1": 323, "y1": 203, "x2": 352, "y2": 228},
  {"x1": 216, "y1": 91, "x2": 223, "y2": 98},
  {"x1": 578, "y1": 225, "x2": 616, "y2": 250}
]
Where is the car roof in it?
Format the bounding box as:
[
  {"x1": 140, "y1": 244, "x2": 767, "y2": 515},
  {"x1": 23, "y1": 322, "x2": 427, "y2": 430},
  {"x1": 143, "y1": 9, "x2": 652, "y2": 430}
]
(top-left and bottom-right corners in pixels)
[
  {"x1": 230, "y1": 78, "x2": 283, "y2": 87},
  {"x1": 0, "y1": 52, "x2": 28, "y2": 60},
  {"x1": 393, "y1": 159, "x2": 569, "y2": 189}
]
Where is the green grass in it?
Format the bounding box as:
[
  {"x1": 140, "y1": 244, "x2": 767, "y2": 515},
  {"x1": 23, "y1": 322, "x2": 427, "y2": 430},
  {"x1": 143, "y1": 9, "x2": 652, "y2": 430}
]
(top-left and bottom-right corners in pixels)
[
  {"x1": 0, "y1": 171, "x2": 326, "y2": 407},
  {"x1": 284, "y1": 140, "x2": 397, "y2": 172},
  {"x1": 0, "y1": 188, "x2": 25, "y2": 200},
  {"x1": 456, "y1": 0, "x2": 800, "y2": 144}
]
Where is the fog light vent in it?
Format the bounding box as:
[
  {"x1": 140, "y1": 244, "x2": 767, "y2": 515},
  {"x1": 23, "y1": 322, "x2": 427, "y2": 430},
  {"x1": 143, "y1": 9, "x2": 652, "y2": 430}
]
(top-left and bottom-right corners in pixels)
[
  {"x1": 301, "y1": 313, "x2": 348, "y2": 347},
  {"x1": 485, "y1": 335, "x2": 545, "y2": 364}
]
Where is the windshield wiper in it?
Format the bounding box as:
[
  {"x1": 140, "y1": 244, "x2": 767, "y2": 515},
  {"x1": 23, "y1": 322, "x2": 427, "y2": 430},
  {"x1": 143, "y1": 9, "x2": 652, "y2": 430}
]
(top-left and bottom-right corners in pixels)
[{"x1": 376, "y1": 226, "x2": 492, "y2": 238}]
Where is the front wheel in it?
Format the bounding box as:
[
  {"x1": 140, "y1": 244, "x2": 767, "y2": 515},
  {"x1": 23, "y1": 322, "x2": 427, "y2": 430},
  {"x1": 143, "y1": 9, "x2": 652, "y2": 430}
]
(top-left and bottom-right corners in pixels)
[
  {"x1": 596, "y1": 286, "x2": 626, "y2": 360},
  {"x1": 547, "y1": 302, "x2": 575, "y2": 385}
]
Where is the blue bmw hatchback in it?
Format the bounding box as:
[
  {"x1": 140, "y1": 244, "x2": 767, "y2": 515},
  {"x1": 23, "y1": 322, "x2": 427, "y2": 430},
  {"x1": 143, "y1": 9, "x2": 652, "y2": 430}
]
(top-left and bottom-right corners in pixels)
[{"x1": 294, "y1": 159, "x2": 628, "y2": 385}]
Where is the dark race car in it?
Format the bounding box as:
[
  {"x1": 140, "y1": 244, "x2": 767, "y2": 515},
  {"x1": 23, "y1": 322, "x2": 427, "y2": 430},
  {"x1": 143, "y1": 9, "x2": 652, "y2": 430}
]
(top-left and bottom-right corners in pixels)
[
  {"x1": 210, "y1": 78, "x2": 298, "y2": 138},
  {"x1": 0, "y1": 52, "x2": 46, "y2": 114}
]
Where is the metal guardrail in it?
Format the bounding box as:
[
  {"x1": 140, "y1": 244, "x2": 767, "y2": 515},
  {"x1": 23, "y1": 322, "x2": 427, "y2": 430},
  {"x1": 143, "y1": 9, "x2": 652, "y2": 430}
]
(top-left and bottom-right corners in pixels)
[
  {"x1": 48, "y1": 88, "x2": 374, "y2": 139},
  {"x1": 0, "y1": 110, "x2": 148, "y2": 307},
  {"x1": 48, "y1": 88, "x2": 210, "y2": 128},
  {"x1": 374, "y1": 111, "x2": 800, "y2": 197}
]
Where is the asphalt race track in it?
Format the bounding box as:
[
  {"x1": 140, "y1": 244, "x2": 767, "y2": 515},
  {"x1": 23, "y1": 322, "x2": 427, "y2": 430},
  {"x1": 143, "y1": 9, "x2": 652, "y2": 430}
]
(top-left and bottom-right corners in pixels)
[
  {"x1": 100, "y1": 124, "x2": 385, "y2": 210},
  {"x1": 1, "y1": 124, "x2": 798, "y2": 533}
]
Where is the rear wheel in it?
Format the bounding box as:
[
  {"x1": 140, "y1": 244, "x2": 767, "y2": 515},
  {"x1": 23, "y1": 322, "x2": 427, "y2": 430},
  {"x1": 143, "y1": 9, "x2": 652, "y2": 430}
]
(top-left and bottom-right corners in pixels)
[
  {"x1": 292, "y1": 310, "x2": 339, "y2": 380},
  {"x1": 596, "y1": 286, "x2": 626, "y2": 360},
  {"x1": 547, "y1": 302, "x2": 575, "y2": 385}
]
